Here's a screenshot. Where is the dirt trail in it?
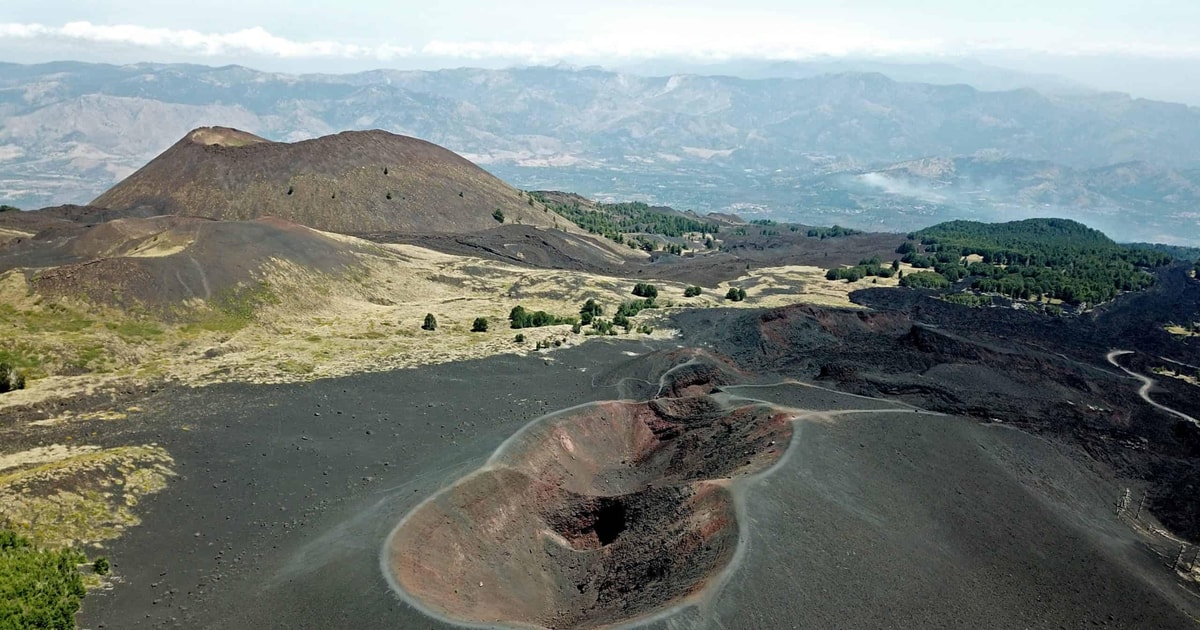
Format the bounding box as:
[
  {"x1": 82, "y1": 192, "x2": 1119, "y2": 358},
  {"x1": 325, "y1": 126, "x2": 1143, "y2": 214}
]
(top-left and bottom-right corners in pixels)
[{"x1": 1107, "y1": 350, "x2": 1200, "y2": 427}]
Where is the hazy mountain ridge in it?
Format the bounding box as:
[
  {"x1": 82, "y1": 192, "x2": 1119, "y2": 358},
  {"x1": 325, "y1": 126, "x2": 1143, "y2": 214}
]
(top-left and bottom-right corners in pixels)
[{"x1": 2, "y1": 61, "x2": 1199, "y2": 242}]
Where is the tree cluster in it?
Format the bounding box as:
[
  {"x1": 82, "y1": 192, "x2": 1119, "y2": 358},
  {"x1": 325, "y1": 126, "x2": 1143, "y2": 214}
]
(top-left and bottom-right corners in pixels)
[
  {"x1": 806, "y1": 225, "x2": 862, "y2": 239},
  {"x1": 508, "y1": 306, "x2": 574, "y2": 329},
  {"x1": 579, "y1": 299, "x2": 603, "y2": 325},
  {"x1": 683, "y1": 286, "x2": 703, "y2": 297},
  {"x1": 825, "y1": 256, "x2": 897, "y2": 282},
  {"x1": 899, "y1": 271, "x2": 952, "y2": 290},
  {"x1": 631, "y1": 283, "x2": 659, "y2": 299},
  {"x1": 725, "y1": 287, "x2": 747, "y2": 301},
  {"x1": 530, "y1": 192, "x2": 718, "y2": 243}
]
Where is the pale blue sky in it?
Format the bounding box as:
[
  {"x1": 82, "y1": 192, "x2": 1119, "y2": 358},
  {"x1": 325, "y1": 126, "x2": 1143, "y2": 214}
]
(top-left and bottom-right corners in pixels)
[{"x1": 2, "y1": 0, "x2": 1199, "y2": 102}]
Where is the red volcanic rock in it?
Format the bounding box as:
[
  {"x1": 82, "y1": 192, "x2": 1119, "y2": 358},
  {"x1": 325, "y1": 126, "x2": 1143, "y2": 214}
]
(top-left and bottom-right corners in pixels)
[{"x1": 387, "y1": 356, "x2": 794, "y2": 629}]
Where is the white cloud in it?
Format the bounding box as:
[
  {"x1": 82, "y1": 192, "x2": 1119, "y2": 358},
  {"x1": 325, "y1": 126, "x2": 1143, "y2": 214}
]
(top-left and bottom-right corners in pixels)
[
  {"x1": 2, "y1": 19, "x2": 1199, "y2": 65},
  {"x1": 0, "y1": 21, "x2": 414, "y2": 60}
]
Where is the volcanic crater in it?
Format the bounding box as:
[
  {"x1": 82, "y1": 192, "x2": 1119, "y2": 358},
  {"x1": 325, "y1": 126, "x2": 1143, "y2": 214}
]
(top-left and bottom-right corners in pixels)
[{"x1": 385, "y1": 359, "x2": 795, "y2": 629}]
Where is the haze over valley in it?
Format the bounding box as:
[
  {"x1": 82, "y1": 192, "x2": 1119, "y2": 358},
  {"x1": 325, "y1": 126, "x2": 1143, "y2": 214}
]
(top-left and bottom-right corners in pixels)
[{"x1": 2, "y1": 60, "x2": 1200, "y2": 244}]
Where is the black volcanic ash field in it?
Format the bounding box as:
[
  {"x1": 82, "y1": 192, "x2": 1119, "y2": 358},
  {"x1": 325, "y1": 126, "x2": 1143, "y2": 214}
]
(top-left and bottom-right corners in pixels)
[{"x1": 72, "y1": 326, "x2": 1200, "y2": 629}]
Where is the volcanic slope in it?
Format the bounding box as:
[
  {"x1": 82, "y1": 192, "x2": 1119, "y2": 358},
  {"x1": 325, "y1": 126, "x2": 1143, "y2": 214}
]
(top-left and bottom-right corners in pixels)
[
  {"x1": 0, "y1": 214, "x2": 361, "y2": 308},
  {"x1": 90, "y1": 127, "x2": 577, "y2": 234}
]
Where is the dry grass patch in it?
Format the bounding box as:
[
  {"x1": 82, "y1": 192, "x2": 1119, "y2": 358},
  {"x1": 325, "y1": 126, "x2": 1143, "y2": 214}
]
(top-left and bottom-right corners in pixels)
[
  {"x1": 1, "y1": 235, "x2": 883, "y2": 414},
  {"x1": 0, "y1": 444, "x2": 175, "y2": 548}
]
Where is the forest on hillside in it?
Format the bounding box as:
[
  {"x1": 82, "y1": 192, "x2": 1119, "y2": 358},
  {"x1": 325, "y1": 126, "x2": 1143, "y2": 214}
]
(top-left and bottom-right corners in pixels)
[
  {"x1": 530, "y1": 192, "x2": 719, "y2": 243},
  {"x1": 897, "y1": 219, "x2": 1173, "y2": 305}
]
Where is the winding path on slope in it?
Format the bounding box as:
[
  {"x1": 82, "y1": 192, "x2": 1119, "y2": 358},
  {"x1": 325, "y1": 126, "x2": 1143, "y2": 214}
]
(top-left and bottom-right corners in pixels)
[{"x1": 1106, "y1": 350, "x2": 1200, "y2": 427}]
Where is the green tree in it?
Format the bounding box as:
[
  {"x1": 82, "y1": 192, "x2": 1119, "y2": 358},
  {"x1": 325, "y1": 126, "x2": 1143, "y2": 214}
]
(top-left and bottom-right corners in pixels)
[
  {"x1": 492, "y1": 209, "x2": 505, "y2": 223},
  {"x1": 684, "y1": 286, "x2": 702, "y2": 297},
  {"x1": 725, "y1": 287, "x2": 747, "y2": 301},
  {"x1": 93, "y1": 557, "x2": 110, "y2": 575},
  {"x1": 579, "y1": 299, "x2": 603, "y2": 325},
  {"x1": 421, "y1": 313, "x2": 437, "y2": 331},
  {"x1": 471, "y1": 317, "x2": 489, "y2": 332}
]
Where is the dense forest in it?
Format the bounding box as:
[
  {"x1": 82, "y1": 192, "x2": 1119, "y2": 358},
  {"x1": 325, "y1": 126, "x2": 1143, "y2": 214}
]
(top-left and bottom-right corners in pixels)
[
  {"x1": 529, "y1": 192, "x2": 719, "y2": 243},
  {"x1": 898, "y1": 219, "x2": 1172, "y2": 306}
]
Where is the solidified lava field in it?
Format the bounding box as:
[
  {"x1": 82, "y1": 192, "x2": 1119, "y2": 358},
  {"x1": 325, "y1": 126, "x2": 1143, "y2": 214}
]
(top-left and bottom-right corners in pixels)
[{"x1": 386, "y1": 357, "x2": 794, "y2": 629}]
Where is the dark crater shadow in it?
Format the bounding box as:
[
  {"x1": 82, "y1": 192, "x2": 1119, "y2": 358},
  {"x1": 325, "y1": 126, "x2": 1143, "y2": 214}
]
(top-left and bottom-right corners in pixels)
[{"x1": 385, "y1": 354, "x2": 794, "y2": 629}]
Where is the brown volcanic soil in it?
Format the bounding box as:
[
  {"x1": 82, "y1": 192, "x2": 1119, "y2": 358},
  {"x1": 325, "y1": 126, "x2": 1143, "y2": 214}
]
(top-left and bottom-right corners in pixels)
[
  {"x1": 0, "y1": 214, "x2": 361, "y2": 309},
  {"x1": 91, "y1": 127, "x2": 577, "y2": 235}
]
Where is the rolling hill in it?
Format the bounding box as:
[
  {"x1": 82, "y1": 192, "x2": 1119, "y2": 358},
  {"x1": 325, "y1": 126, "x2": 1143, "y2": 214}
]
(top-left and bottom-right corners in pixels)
[{"x1": 91, "y1": 127, "x2": 577, "y2": 235}]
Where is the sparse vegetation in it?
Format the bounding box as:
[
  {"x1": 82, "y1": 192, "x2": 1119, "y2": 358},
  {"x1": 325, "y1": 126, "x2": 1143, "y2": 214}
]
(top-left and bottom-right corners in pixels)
[
  {"x1": 943, "y1": 293, "x2": 992, "y2": 308},
  {"x1": 471, "y1": 317, "x2": 489, "y2": 332},
  {"x1": 0, "y1": 205, "x2": 19, "y2": 212},
  {"x1": 684, "y1": 286, "x2": 702, "y2": 297},
  {"x1": 0, "y1": 530, "x2": 87, "y2": 629},
  {"x1": 586, "y1": 319, "x2": 618, "y2": 336},
  {"x1": 421, "y1": 313, "x2": 437, "y2": 331},
  {"x1": 492, "y1": 209, "x2": 505, "y2": 224},
  {"x1": 725, "y1": 287, "x2": 747, "y2": 301}
]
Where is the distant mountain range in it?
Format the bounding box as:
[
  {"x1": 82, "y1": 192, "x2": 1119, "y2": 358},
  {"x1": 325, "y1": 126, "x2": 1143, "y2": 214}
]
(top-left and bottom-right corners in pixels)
[{"x1": 2, "y1": 61, "x2": 1199, "y2": 243}]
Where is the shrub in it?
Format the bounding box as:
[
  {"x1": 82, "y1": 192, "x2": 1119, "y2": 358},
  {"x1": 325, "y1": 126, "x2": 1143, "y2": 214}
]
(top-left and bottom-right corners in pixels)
[
  {"x1": 0, "y1": 362, "x2": 26, "y2": 394},
  {"x1": 0, "y1": 530, "x2": 87, "y2": 628},
  {"x1": 421, "y1": 313, "x2": 437, "y2": 331},
  {"x1": 492, "y1": 209, "x2": 505, "y2": 223},
  {"x1": 93, "y1": 557, "x2": 110, "y2": 575},
  {"x1": 471, "y1": 317, "x2": 489, "y2": 332},
  {"x1": 632, "y1": 283, "x2": 658, "y2": 299},
  {"x1": 725, "y1": 287, "x2": 747, "y2": 302},
  {"x1": 683, "y1": 286, "x2": 702, "y2": 297},
  {"x1": 616, "y1": 299, "x2": 656, "y2": 318},
  {"x1": 514, "y1": 333, "x2": 526, "y2": 343},
  {"x1": 571, "y1": 322, "x2": 582, "y2": 334}
]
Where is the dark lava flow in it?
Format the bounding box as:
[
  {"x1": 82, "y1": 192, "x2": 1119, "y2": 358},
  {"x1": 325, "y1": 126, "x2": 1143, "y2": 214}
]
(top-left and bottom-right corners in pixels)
[{"x1": 385, "y1": 352, "x2": 794, "y2": 629}]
